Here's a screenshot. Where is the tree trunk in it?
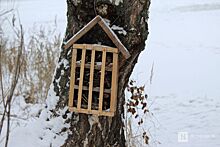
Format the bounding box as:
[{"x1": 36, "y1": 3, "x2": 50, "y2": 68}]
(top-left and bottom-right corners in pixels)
[{"x1": 52, "y1": 0, "x2": 150, "y2": 146}]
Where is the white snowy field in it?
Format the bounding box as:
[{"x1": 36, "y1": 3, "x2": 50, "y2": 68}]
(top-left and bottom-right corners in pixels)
[
  {"x1": 0, "y1": 0, "x2": 67, "y2": 37},
  {"x1": 133, "y1": 0, "x2": 220, "y2": 146},
  {"x1": 1, "y1": 0, "x2": 220, "y2": 147}
]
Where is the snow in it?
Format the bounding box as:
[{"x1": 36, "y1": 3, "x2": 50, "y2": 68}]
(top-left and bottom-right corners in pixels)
[
  {"x1": 111, "y1": 25, "x2": 127, "y2": 36},
  {"x1": 112, "y1": 0, "x2": 123, "y2": 6},
  {"x1": 124, "y1": 81, "x2": 149, "y2": 146},
  {"x1": 129, "y1": 0, "x2": 220, "y2": 146},
  {"x1": 59, "y1": 58, "x2": 70, "y2": 69},
  {"x1": 1, "y1": 0, "x2": 220, "y2": 147},
  {"x1": 45, "y1": 85, "x2": 59, "y2": 110},
  {"x1": 88, "y1": 115, "x2": 101, "y2": 129},
  {"x1": 96, "y1": 62, "x2": 102, "y2": 66},
  {"x1": 0, "y1": 0, "x2": 66, "y2": 38},
  {"x1": 0, "y1": 88, "x2": 71, "y2": 147}
]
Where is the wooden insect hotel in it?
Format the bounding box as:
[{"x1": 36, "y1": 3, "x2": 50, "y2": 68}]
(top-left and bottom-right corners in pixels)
[{"x1": 65, "y1": 15, "x2": 130, "y2": 116}]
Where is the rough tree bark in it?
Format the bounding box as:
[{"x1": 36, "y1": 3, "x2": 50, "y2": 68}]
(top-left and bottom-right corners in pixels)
[{"x1": 52, "y1": 0, "x2": 150, "y2": 146}]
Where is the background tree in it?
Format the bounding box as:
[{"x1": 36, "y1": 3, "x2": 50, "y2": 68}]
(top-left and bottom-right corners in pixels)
[{"x1": 52, "y1": 0, "x2": 150, "y2": 146}]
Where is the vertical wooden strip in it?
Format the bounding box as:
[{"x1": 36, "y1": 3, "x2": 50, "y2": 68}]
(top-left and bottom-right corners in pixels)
[
  {"x1": 88, "y1": 49, "x2": 95, "y2": 110},
  {"x1": 110, "y1": 52, "x2": 118, "y2": 113},
  {"x1": 68, "y1": 48, "x2": 77, "y2": 108},
  {"x1": 77, "y1": 47, "x2": 86, "y2": 109},
  {"x1": 98, "y1": 49, "x2": 106, "y2": 112},
  {"x1": 64, "y1": 16, "x2": 101, "y2": 49}
]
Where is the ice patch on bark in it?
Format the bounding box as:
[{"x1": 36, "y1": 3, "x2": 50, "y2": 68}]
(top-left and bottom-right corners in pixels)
[
  {"x1": 110, "y1": 0, "x2": 123, "y2": 6},
  {"x1": 103, "y1": 18, "x2": 111, "y2": 26},
  {"x1": 83, "y1": 137, "x2": 89, "y2": 147},
  {"x1": 72, "y1": 0, "x2": 81, "y2": 6},
  {"x1": 61, "y1": 58, "x2": 70, "y2": 69},
  {"x1": 67, "y1": 49, "x2": 72, "y2": 56},
  {"x1": 55, "y1": 76, "x2": 61, "y2": 91},
  {"x1": 111, "y1": 25, "x2": 127, "y2": 35},
  {"x1": 115, "y1": 0, "x2": 123, "y2": 5},
  {"x1": 46, "y1": 84, "x2": 59, "y2": 110},
  {"x1": 55, "y1": 58, "x2": 70, "y2": 91},
  {"x1": 88, "y1": 115, "x2": 102, "y2": 130}
]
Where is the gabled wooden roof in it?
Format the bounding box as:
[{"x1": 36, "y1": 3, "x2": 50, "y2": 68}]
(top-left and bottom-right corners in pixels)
[{"x1": 64, "y1": 15, "x2": 130, "y2": 59}]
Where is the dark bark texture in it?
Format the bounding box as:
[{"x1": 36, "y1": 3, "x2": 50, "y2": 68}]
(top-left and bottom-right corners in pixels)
[{"x1": 52, "y1": 0, "x2": 150, "y2": 146}]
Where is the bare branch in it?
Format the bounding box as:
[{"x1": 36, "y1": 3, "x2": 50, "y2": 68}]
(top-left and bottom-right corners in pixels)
[
  {"x1": 0, "y1": 9, "x2": 13, "y2": 17},
  {"x1": 4, "y1": 24, "x2": 23, "y2": 147},
  {"x1": 0, "y1": 38, "x2": 6, "y2": 108}
]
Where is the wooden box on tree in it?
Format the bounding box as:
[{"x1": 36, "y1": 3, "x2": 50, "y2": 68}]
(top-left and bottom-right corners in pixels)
[{"x1": 64, "y1": 15, "x2": 130, "y2": 116}]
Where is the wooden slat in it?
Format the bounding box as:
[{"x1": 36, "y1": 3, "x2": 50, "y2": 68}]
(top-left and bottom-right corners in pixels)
[
  {"x1": 98, "y1": 20, "x2": 130, "y2": 59},
  {"x1": 88, "y1": 49, "x2": 95, "y2": 110},
  {"x1": 77, "y1": 46, "x2": 86, "y2": 109},
  {"x1": 64, "y1": 15, "x2": 130, "y2": 59},
  {"x1": 94, "y1": 45, "x2": 117, "y2": 53},
  {"x1": 68, "y1": 49, "x2": 77, "y2": 107},
  {"x1": 64, "y1": 16, "x2": 101, "y2": 49},
  {"x1": 76, "y1": 63, "x2": 112, "y2": 71},
  {"x1": 73, "y1": 44, "x2": 118, "y2": 53},
  {"x1": 69, "y1": 107, "x2": 114, "y2": 117},
  {"x1": 98, "y1": 48, "x2": 106, "y2": 112},
  {"x1": 74, "y1": 85, "x2": 111, "y2": 94},
  {"x1": 110, "y1": 52, "x2": 119, "y2": 113}
]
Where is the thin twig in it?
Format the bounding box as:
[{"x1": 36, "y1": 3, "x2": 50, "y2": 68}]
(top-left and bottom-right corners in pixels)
[
  {"x1": 93, "y1": 0, "x2": 97, "y2": 15},
  {"x1": 4, "y1": 23, "x2": 23, "y2": 147},
  {"x1": 150, "y1": 62, "x2": 154, "y2": 85},
  {"x1": 0, "y1": 9, "x2": 13, "y2": 17},
  {"x1": 0, "y1": 39, "x2": 6, "y2": 137},
  {"x1": 0, "y1": 113, "x2": 27, "y2": 121},
  {"x1": 0, "y1": 45, "x2": 6, "y2": 108}
]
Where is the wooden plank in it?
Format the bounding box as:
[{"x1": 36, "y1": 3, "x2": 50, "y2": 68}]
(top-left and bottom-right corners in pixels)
[
  {"x1": 98, "y1": 48, "x2": 106, "y2": 112},
  {"x1": 73, "y1": 44, "x2": 118, "y2": 53},
  {"x1": 93, "y1": 45, "x2": 117, "y2": 53},
  {"x1": 77, "y1": 46, "x2": 86, "y2": 109},
  {"x1": 64, "y1": 16, "x2": 101, "y2": 49},
  {"x1": 110, "y1": 52, "x2": 119, "y2": 113},
  {"x1": 76, "y1": 63, "x2": 112, "y2": 71},
  {"x1": 68, "y1": 49, "x2": 77, "y2": 107},
  {"x1": 88, "y1": 49, "x2": 95, "y2": 110},
  {"x1": 69, "y1": 107, "x2": 114, "y2": 117},
  {"x1": 114, "y1": 53, "x2": 119, "y2": 112},
  {"x1": 74, "y1": 85, "x2": 111, "y2": 94},
  {"x1": 98, "y1": 20, "x2": 131, "y2": 59}
]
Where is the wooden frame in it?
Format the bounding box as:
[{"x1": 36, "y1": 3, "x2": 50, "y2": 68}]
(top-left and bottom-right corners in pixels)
[
  {"x1": 64, "y1": 15, "x2": 130, "y2": 59},
  {"x1": 68, "y1": 44, "x2": 118, "y2": 116}
]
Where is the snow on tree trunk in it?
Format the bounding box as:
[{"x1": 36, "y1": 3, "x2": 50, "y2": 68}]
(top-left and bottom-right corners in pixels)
[{"x1": 52, "y1": 0, "x2": 150, "y2": 146}]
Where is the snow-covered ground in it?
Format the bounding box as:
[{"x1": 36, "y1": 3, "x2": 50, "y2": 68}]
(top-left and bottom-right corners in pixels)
[
  {"x1": 1, "y1": 0, "x2": 220, "y2": 147},
  {"x1": 133, "y1": 0, "x2": 220, "y2": 146},
  {"x1": 0, "y1": 0, "x2": 67, "y2": 37}
]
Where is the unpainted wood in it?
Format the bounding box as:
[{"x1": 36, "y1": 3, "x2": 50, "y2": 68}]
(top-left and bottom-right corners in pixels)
[
  {"x1": 98, "y1": 20, "x2": 130, "y2": 59},
  {"x1": 111, "y1": 52, "x2": 119, "y2": 112},
  {"x1": 69, "y1": 107, "x2": 114, "y2": 117},
  {"x1": 69, "y1": 44, "x2": 118, "y2": 116},
  {"x1": 73, "y1": 44, "x2": 118, "y2": 53},
  {"x1": 64, "y1": 15, "x2": 130, "y2": 59},
  {"x1": 88, "y1": 49, "x2": 95, "y2": 110},
  {"x1": 76, "y1": 63, "x2": 112, "y2": 71},
  {"x1": 68, "y1": 48, "x2": 77, "y2": 108},
  {"x1": 74, "y1": 85, "x2": 111, "y2": 94},
  {"x1": 98, "y1": 48, "x2": 107, "y2": 112},
  {"x1": 64, "y1": 16, "x2": 101, "y2": 49},
  {"x1": 77, "y1": 47, "x2": 86, "y2": 110}
]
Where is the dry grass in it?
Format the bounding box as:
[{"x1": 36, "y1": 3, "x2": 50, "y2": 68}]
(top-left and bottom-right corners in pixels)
[
  {"x1": 20, "y1": 27, "x2": 61, "y2": 103},
  {"x1": 0, "y1": 22, "x2": 61, "y2": 104}
]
